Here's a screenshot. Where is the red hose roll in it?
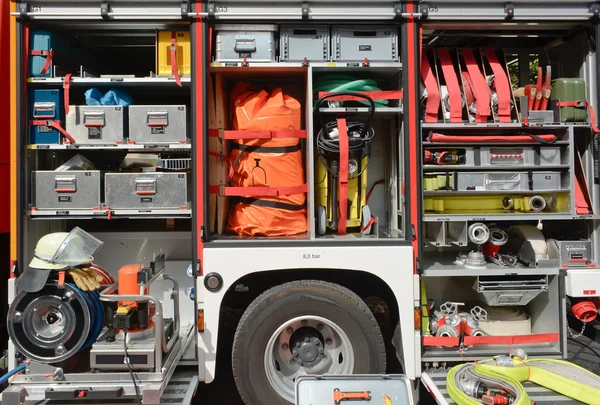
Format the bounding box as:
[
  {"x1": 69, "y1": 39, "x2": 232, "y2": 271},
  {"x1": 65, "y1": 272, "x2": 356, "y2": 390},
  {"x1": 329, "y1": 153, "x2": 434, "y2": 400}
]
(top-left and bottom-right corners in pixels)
[{"x1": 428, "y1": 132, "x2": 557, "y2": 144}]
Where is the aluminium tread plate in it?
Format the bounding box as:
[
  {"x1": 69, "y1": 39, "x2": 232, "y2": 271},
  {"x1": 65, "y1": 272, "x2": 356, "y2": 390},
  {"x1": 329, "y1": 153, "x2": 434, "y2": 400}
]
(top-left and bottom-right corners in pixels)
[{"x1": 0, "y1": 370, "x2": 198, "y2": 405}]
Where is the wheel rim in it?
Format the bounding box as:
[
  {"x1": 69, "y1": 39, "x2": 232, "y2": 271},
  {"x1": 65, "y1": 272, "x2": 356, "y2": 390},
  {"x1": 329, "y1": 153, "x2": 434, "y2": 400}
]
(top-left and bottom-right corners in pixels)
[{"x1": 264, "y1": 315, "x2": 355, "y2": 403}]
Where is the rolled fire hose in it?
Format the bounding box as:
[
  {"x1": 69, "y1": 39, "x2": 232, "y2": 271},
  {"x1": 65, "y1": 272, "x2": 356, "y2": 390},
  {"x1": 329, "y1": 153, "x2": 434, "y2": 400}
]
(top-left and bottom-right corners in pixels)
[{"x1": 448, "y1": 357, "x2": 600, "y2": 405}]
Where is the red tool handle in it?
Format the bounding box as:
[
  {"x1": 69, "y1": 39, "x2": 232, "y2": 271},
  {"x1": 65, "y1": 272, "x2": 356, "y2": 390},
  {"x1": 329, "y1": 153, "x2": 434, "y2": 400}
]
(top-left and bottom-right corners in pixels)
[
  {"x1": 333, "y1": 389, "x2": 371, "y2": 404},
  {"x1": 136, "y1": 190, "x2": 156, "y2": 195}
]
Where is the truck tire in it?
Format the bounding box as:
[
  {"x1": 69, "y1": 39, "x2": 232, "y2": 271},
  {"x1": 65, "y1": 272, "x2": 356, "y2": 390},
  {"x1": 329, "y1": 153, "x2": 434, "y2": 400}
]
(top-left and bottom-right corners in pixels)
[{"x1": 232, "y1": 280, "x2": 386, "y2": 405}]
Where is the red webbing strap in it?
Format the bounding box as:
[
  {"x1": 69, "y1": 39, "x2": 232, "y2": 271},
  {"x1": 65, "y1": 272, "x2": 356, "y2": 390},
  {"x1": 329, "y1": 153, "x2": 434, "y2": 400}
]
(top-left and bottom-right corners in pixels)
[
  {"x1": 208, "y1": 151, "x2": 234, "y2": 181},
  {"x1": 29, "y1": 120, "x2": 76, "y2": 144},
  {"x1": 461, "y1": 49, "x2": 491, "y2": 123},
  {"x1": 208, "y1": 184, "x2": 308, "y2": 197},
  {"x1": 484, "y1": 49, "x2": 511, "y2": 122},
  {"x1": 208, "y1": 129, "x2": 307, "y2": 139},
  {"x1": 422, "y1": 332, "x2": 559, "y2": 347},
  {"x1": 428, "y1": 132, "x2": 557, "y2": 144},
  {"x1": 360, "y1": 216, "x2": 378, "y2": 234},
  {"x1": 63, "y1": 73, "x2": 72, "y2": 115},
  {"x1": 420, "y1": 53, "x2": 441, "y2": 122},
  {"x1": 533, "y1": 66, "x2": 543, "y2": 110},
  {"x1": 338, "y1": 117, "x2": 348, "y2": 235},
  {"x1": 170, "y1": 31, "x2": 182, "y2": 88},
  {"x1": 30, "y1": 49, "x2": 53, "y2": 76},
  {"x1": 317, "y1": 90, "x2": 403, "y2": 102},
  {"x1": 540, "y1": 67, "x2": 552, "y2": 111},
  {"x1": 366, "y1": 179, "x2": 385, "y2": 204},
  {"x1": 556, "y1": 101, "x2": 600, "y2": 134},
  {"x1": 438, "y1": 50, "x2": 462, "y2": 123}
]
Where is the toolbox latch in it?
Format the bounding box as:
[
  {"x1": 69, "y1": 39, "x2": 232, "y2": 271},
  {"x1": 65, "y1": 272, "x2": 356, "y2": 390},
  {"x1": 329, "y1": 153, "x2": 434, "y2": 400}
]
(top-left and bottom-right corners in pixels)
[
  {"x1": 146, "y1": 111, "x2": 169, "y2": 128},
  {"x1": 135, "y1": 179, "x2": 157, "y2": 196},
  {"x1": 83, "y1": 111, "x2": 106, "y2": 128},
  {"x1": 33, "y1": 102, "x2": 56, "y2": 119},
  {"x1": 55, "y1": 176, "x2": 77, "y2": 193}
]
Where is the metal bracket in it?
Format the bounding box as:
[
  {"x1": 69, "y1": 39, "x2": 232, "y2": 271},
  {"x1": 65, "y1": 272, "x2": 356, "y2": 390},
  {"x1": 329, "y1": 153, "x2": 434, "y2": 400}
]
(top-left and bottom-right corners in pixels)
[
  {"x1": 301, "y1": 2, "x2": 309, "y2": 20},
  {"x1": 180, "y1": 1, "x2": 190, "y2": 18},
  {"x1": 100, "y1": 2, "x2": 109, "y2": 19},
  {"x1": 17, "y1": 2, "x2": 29, "y2": 18},
  {"x1": 394, "y1": 2, "x2": 402, "y2": 20},
  {"x1": 504, "y1": 3, "x2": 515, "y2": 19},
  {"x1": 590, "y1": 3, "x2": 600, "y2": 18},
  {"x1": 206, "y1": 2, "x2": 216, "y2": 19},
  {"x1": 419, "y1": 2, "x2": 429, "y2": 19}
]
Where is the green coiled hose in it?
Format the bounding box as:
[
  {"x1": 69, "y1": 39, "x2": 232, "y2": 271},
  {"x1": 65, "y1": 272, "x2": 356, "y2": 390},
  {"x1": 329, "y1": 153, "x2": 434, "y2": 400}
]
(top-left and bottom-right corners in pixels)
[{"x1": 313, "y1": 74, "x2": 389, "y2": 107}]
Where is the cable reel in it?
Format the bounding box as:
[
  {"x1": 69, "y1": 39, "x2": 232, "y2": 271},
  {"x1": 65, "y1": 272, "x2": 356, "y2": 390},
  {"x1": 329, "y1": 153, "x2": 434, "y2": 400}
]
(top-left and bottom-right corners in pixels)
[{"x1": 8, "y1": 281, "x2": 104, "y2": 364}]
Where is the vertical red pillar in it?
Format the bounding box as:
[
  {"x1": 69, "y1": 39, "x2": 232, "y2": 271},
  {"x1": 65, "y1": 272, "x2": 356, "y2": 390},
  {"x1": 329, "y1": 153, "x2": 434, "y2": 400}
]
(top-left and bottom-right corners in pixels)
[{"x1": 193, "y1": 3, "x2": 205, "y2": 276}]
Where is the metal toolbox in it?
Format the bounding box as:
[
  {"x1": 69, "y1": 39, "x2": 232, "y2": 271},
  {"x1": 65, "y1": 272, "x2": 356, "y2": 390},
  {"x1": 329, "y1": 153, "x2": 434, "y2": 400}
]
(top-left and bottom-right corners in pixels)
[
  {"x1": 66, "y1": 106, "x2": 125, "y2": 144},
  {"x1": 547, "y1": 239, "x2": 593, "y2": 268},
  {"x1": 332, "y1": 25, "x2": 399, "y2": 62},
  {"x1": 31, "y1": 170, "x2": 102, "y2": 210},
  {"x1": 104, "y1": 172, "x2": 188, "y2": 210},
  {"x1": 30, "y1": 89, "x2": 62, "y2": 144},
  {"x1": 296, "y1": 375, "x2": 413, "y2": 405},
  {"x1": 480, "y1": 146, "x2": 562, "y2": 166},
  {"x1": 280, "y1": 25, "x2": 329, "y2": 62},
  {"x1": 214, "y1": 24, "x2": 278, "y2": 63},
  {"x1": 456, "y1": 171, "x2": 562, "y2": 192},
  {"x1": 128, "y1": 105, "x2": 187, "y2": 144}
]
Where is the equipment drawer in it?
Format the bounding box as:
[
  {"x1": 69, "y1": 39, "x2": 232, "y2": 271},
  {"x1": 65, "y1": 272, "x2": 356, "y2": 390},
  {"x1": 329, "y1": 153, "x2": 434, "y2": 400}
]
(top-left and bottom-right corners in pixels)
[
  {"x1": 66, "y1": 106, "x2": 125, "y2": 144},
  {"x1": 105, "y1": 172, "x2": 188, "y2": 209},
  {"x1": 128, "y1": 105, "x2": 187, "y2": 144},
  {"x1": 332, "y1": 25, "x2": 399, "y2": 62},
  {"x1": 456, "y1": 171, "x2": 562, "y2": 192},
  {"x1": 214, "y1": 24, "x2": 278, "y2": 63},
  {"x1": 31, "y1": 170, "x2": 102, "y2": 210},
  {"x1": 280, "y1": 25, "x2": 330, "y2": 62}
]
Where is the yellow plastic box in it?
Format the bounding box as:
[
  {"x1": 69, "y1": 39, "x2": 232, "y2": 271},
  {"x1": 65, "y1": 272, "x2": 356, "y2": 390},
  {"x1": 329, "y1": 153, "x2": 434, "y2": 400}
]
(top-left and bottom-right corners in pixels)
[{"x1": 156, "y1": 31, "x2": 191, "y2": 77}]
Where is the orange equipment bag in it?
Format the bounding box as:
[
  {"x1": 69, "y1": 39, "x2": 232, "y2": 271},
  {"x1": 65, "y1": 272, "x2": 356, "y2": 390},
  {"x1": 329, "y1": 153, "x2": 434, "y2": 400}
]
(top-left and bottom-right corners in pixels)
[{"x1": 227, "y1": 81, "x2": 307, "y2": 236}]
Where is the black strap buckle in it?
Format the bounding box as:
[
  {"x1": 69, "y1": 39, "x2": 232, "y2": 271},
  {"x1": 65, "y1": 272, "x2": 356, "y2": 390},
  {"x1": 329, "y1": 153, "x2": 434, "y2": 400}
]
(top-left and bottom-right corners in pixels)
[
  {"x1": 180, "y1": 1, "x2": 190, "y2": 18},
  {"x1": 394, "y1": 2, "x2": 402, "y2": 20},
  {"x1": 100, "y1": 2, "x2": 109, "y2": 19},
  {"x1": 18, "y1": 2, "x2": 29, "y2": 18},
  {"x1": 207, "y1": 2, "x2": 216, "y2": 19},
  {"x1": 302, "y1": 2, "x2": 309, "y2": 20},
  {"x1": 504, "y1": 3, "x2": 515, "y2": 19}
]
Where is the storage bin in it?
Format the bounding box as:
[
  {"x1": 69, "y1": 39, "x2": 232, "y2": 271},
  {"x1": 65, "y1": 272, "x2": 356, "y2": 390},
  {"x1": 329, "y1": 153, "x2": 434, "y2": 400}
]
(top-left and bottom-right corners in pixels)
[
  {"x1": 456, "y1": 171, "x2": 562, "y2": 192},
  {"x1": 29, "y1": 31, "x2": 70, "y2": 78},
  {"x1": 156, "y1": 31, "x2": 191, "y2": 77},
  {"x1": 105, "y1": 172, "x2": 189, "y2": 209},
  {"x1": 332, "y1": 25, "x2": 399, "y2": 62},
  {"x1": 214, "y1": 24, "x2": 278, "y2": 63},
  {"x1": 31, "y1": 170, "x2": 102, "y2": 210},
  {"x1": 30, "y1": 89, "x2": 62, "y2": 144},
  {"x1": 280, "y1": 25, "x2": 329, "y2": 62},
  {"x1": 66, "y1": 105, "x2": 125, "y2": 144},
  {"x1": 128, "y1": 105, "x2": 188, "y2": 144}
]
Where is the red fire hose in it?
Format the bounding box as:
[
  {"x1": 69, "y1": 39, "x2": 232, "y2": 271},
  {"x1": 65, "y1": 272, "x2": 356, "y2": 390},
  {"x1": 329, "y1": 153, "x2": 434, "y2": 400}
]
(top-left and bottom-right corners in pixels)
[{"x1": 428, "y1": 132, "x2": 557, "y2": 144}]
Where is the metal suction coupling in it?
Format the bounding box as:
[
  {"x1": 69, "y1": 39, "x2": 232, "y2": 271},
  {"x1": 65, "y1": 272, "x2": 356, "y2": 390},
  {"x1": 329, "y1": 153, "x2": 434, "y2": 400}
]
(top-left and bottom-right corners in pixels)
[
  {"x1": 468, "y1": 223, "x2": 490, "y2": 245},
  {"x1": 488, "y1": 228, "x2": 508, "y2": 246},
  {"x1": 8, "y1": 282, "x2": 94, "y2": 363},
  {"x1": 529, "y1": 195, "x2": 547, "y2": 212},
  {"x1": 502, "y1": 196, "x2": 514, "y2": 210}
]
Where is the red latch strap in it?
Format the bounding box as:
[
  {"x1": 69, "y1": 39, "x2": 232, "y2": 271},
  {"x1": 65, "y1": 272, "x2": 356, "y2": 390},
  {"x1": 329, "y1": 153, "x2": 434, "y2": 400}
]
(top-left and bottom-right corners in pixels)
[
  {"x1": 209, "y1": 184, "x2": 308, "y2": 197},
  {"x1": 208, "y1": 129, "x2": 307, "y2": 140},
  {"x1": 30, "y1": 120, "x2": 76, "y2": 144},
  {"x1": 338, "y1": 117, "x2": 349, "y2": 235},
  {"x1": 171, "y1": 31, "x2": 182, "y2": 88},
  {"x1": 31, "y1": 49, "x2": 53, "y2": 75},
  {"x1": 63, "y1": 73, "x2": 72, "y2": 115}
]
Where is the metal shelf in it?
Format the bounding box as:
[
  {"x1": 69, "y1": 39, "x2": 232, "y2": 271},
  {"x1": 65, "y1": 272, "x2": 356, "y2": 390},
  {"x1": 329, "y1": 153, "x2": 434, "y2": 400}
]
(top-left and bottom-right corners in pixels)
[
  {"x1": 422, "y1": 164, "x2": 571, "y2": 171},
  {"x1": 27, "y1": 208, "x2": 192, "y2": 219},
  {"x1": 421, "y1": 343, "x2": 562, "y2": 363},
  {"x1": 423, "y1": 189, "x2": 567, "y2": 196},
  {"x1": 211, "y1": 62, "x2": 402, "y2": 70},
  {"x1": 423, "y1": 213, "x2": 585, "y2": 222},
  {"x1": 317, "y1": 107, "x2": 403, "y2": 116},
  {"x1": 27, "y1": 143, "x2": 191, "y2": 151},
  {"x1": 27, "y1": 76, "x2": 191, "y2": 86},
  {"x1": 421, "y1": 254, "x2": 560, "y2": 277},
  {"x1": 422, "y1": 122, "x2": 588, "y2": 130},
  {"x1": 423, "y1": 141, "x2": 570, "y2": 146}
]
